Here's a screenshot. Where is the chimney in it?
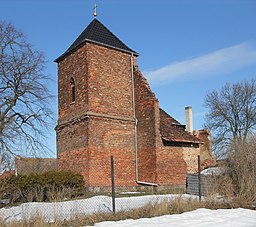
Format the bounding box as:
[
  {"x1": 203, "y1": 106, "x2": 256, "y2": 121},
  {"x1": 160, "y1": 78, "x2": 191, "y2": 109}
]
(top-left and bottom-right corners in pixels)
[{"x1": 185, "y1": 106, "x2": 193, "y2": 133}]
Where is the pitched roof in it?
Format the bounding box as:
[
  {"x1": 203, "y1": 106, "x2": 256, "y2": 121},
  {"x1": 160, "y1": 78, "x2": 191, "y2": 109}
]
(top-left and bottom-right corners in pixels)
[
  {"x1": 55, "y1": 18, "x2": 138, "y2": 62},
  {"x1": 159, "y1": 108, "x2": 201, "y2": 144}
]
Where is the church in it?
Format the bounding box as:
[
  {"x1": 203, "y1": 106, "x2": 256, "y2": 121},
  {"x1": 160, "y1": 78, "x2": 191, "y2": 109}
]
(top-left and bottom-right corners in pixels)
[{"x1": 55, "y1": 17, "x2": 214, "y2": 192}]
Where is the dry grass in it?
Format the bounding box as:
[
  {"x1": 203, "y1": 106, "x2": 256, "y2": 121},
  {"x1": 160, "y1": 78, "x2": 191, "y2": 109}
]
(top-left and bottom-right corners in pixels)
[{"x1": 0, "y1": 196, "x2": 237, "y2": 227}]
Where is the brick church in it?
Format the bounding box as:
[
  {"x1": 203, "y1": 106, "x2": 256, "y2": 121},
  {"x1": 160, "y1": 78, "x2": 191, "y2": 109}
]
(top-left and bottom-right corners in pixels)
[{"x1": 55, "y1": 18, "x2": 214, "y2": 191}]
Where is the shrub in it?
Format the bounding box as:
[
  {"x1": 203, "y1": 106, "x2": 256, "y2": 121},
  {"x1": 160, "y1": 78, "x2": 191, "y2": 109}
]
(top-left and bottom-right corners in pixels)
[
  {"x1": 214, "y1": 136, "x2": 256, "y2": 205},
  {"x1": 226, "y1": 138, "x2": 256, "y2": 204},
  {"x1": 0, "y1": 171, "x2": 84, "y2": 203}
]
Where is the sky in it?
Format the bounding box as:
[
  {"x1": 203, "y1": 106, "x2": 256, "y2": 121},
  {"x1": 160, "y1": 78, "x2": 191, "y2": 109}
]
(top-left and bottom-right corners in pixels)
[{"x1": 1, "y1": 0, "x2": 256, "y2": 156}]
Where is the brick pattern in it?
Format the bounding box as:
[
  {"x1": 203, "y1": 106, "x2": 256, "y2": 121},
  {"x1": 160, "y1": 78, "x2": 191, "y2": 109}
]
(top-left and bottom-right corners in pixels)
[
  {"x1": 57, "y1": 45, "x2": 89, "y2": 122},
  {"x1": 193, "y1": 129, "x2": 216, "y2": 169},
  {"x1": 182, "y1": 146, "x2": 200, "y2": 173},
  {"x1": 57, "y1": 148, "x2": 89, "y2": 183},
  {"x1": 56, "y1": 39, "x2": 203, "y2": 191},
  {"x1": 134, "y1": 66, "x2": 158, "y2": 183},
  {"x1": 86, "y1": 43, "x2": 133, "y2": 117},
  {"x1": 134, "y1": 66, "x2": 187, "y2": 186},
  {"x1": 57, "y1": 42, "x2": 136, "y2": 189},
  {"x1": 87, "y1": 117, "x2": 136, "y2": 187},
  {"x1": 156, "y1": 147, "x2": 187, "y2": 186}
]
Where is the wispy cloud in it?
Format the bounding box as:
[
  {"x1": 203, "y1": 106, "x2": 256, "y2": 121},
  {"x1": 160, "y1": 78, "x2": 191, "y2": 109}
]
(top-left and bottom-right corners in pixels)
[{"x1": 145, "y1": 41, "x2": 256, "y2": 86}]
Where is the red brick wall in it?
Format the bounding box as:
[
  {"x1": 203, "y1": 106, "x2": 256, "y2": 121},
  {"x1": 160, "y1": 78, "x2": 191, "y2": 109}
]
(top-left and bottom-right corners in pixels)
[
  {"x1": 133, "y1": 66, "x2": 187, "y2": 187},
  {"x1": 58, "y1": 148, "x2": 89, "y2": 184},
  {"x1": 156, "y1": 147, "x2": 187, "y2": 186},
  {"x1": 134, "y1": 67, "x2": 158, "y2": 183},
  {"x1": 57, "y1": 45, "x2": 89, "y2": 122},
  {"x1": 57, "y1": 42, "x2": 136, "y2": 189},
  {"x1": 87, "y1": 117, "x2": 136, "y2": 187},
  {"x1": 86, "y1": 43, "x2": 133, "y2": 117},
  {"x1": 57, "y1": 41, "x2": 188, "y2": 190}
]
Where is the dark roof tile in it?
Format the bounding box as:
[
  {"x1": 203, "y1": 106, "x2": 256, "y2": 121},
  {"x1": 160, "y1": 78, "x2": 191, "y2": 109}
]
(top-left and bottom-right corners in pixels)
[
  {"x1": 55, "y1": 19, "x2": 138, "y2": 62},
  {"x1": 159, "y1": 108, "x2": 201, "y2": 144}
]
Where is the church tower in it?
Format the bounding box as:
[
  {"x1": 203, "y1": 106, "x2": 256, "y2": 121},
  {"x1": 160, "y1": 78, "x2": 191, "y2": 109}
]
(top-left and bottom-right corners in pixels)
[{"x1": 55, "y1": 19, "x2": 139, "y2": 190}]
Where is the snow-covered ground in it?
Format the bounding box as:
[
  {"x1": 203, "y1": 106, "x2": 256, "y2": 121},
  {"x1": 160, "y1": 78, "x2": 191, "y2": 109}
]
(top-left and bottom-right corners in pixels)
[
  {"x1": 0, "y1": 194, "x2": 255, "y2": 226},
  {"x1": 95, "y1": 208, "x2": 256, "y2": 227},
  {"x1": 0, "y1": 194, "x2": 197, "y2": 223}
]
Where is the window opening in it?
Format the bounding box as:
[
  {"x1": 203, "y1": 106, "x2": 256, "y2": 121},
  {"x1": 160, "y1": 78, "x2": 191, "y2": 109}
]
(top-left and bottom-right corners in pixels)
[{"x1": 70, "y1": 77, "x2": 75, "y2": 103}]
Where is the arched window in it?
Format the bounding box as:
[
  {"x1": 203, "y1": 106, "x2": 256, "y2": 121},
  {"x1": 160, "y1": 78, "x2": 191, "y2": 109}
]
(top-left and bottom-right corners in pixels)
[{"x1": 70, "y1": 77, "x2": 76, "y2": 103}]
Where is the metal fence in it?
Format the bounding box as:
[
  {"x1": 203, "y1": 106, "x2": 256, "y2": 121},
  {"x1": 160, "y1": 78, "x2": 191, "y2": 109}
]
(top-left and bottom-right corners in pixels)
[
  {"x1": 0, "y1": 155, "x2": 217, "y2": 224},
  {"x1": 186, "y1": 173, "x2": 216, "y2": 197}
]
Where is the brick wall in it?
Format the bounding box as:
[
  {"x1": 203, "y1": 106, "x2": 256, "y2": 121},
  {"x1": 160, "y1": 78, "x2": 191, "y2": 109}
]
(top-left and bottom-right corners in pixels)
[
  {"x1": 86, "y1": 43, "x2": 133, "y2": 117},
  {"x1": 134, "y1": 66, "x2": 158, "y2": 183},
  {"x1": 182, "y1": 146, "x2": 200, "y2": 173},
  {"x1": 156, "y1": 147, "x2": 187, "y2": 187},
  {"x1": 58, "y1": 148, "x2": 89, "y2": 184},
  {"x1": 57, "y1": 40, "x2": 193, "y2": 191},
  {"x1": 193, "y1": 129, "x2": 216, "y2": 168},
  {"x1": 57, "y1": 45, "x2": 89, "y2": 122},
  {"x1": 57, "y1": 42, "x2": 136, "y2": 189},
  {"x1": 134, "y1": 66, "x2": 187, "y2": 187},
  {"x1": 87, "y1": 117, "x2": 136, "y2": 188}
]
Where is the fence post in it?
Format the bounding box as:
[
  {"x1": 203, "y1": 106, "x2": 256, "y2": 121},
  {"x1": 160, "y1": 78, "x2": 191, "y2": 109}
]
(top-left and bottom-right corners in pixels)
[
  {"x1": 198, "y1": 155, "x2": 201, "y2": 201},
  {"x1": 111, "y1": 155, "x2": 116, "y2": 213}
]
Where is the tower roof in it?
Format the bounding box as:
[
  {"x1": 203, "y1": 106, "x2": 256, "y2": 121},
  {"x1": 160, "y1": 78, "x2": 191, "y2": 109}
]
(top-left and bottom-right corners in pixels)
[{"x1": 55, "y1": 18, "x2": 138, "y2": 62}]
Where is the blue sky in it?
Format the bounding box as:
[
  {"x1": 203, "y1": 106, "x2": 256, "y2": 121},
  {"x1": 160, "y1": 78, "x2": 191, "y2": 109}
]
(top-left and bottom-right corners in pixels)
[{"x1": 1, "y1": 0, "x2": 256, "y2": 156}]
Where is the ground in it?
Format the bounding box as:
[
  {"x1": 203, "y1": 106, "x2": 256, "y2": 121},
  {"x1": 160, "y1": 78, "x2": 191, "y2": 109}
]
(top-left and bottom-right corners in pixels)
[{"x1": 0, "y1": 194, "x2": 255, "y2": 226}]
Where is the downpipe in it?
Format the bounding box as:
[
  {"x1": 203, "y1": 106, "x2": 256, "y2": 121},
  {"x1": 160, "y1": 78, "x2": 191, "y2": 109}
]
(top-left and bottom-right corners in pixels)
[{"x1": 131, "y1": 53, "x2": 158, "y2": 187}]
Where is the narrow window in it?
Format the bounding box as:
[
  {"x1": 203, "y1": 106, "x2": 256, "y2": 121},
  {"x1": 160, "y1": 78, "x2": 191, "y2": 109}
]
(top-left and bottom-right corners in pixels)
[{"x1": 70, "y1": 77, "x2": 76, "y2": 103}]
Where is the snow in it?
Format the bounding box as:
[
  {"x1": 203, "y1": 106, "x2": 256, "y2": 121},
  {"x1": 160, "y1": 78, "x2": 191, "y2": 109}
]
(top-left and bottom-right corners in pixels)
[
  {"x1": 0, "y1": 194, "x2": 255, "y2": 226},
  {"x1": 95, "y1": 208, "x2": 256, "y2": 227},
  {"x1": 0, "y1": 194, "x2": 197, "y2": 223},
  {"x1": 201, "y1": 167, "x2": 224, "y2": 175}
]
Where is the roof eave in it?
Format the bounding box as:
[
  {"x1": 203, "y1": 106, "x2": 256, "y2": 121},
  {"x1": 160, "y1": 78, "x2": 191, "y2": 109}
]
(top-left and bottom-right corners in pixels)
[
  {"x1": 162, "y1": 137, "x2": 203, "y2": 144},
  {"x1": 54, "y1": 39, "x2": 139, "y2": 63}
]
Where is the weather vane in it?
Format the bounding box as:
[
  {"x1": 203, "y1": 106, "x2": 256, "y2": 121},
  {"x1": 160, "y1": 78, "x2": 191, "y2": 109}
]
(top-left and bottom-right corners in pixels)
[{"x1": 93, "y1": 3, "x2": 97, "y2": 17}]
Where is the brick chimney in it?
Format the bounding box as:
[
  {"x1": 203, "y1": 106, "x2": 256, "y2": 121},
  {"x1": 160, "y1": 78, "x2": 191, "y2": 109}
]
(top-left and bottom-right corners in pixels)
[{"x1": 185, "y1": 106, "x2": 193, "y2": 133}]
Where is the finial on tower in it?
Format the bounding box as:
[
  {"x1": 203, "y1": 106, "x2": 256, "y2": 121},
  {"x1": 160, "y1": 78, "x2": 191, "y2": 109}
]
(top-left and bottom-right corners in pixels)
[{"x1": 93, "y1": 3, "x2": 97, "y2": 17}]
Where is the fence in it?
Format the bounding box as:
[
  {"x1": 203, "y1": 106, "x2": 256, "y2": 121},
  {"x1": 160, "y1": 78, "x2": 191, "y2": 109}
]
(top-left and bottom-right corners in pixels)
[
  {"x1": 186, "y1": 173, "x2": 216, "y2": 197},
  {"x1": 0, "y1": 155, "x2": 217, "y2": 224}
]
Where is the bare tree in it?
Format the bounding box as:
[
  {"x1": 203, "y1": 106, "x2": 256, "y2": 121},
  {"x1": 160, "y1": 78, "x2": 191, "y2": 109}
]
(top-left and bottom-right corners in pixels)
[
  {"x1": 204, "y1": 79, "x2": 256, "y2": 158},
  {"x1": 0, "y1": 21, "x2": 54, "y2": 167}
]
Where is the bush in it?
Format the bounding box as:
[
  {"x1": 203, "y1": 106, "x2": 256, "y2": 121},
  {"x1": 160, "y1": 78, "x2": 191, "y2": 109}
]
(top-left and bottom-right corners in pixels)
[
  {"x1": 215, "y1": 137, "x2": 256, "y2": 205},
  {"x1": 0, "y1": 171, "x2": 84, "y2": 203},
  {"x1": 226, "y1": 138, "x2": 256, "y2": 204}
]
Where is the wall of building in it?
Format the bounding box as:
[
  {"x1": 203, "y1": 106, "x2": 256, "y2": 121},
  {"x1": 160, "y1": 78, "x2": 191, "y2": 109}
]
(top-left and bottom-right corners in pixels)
[
  {"x1": 57, "y1": 45, "x2": 89, "y2": 122},
  {"x1": 156, "y1": 146, "x2": 187, "y2": 188},
  {"x1": 134, "y1": 66, "x2": 188, "y2": 187},
  {"x1": 134, "y1": 66, "x2": 158, "y2": 183},
  {"x1": 182, "y1": 145, "x2": 200, "y2": 173},
  {"x1": 57, "y1": 43, "x2": 137, "y2": 190},
  {"x1": 56, "y1": 41, "x2": 205, "y2": 191},
  {"x1": 87, "y1": 117, "x2": 136, "y2": 189},
  {"x1": 193, "y1": 129, "x2": 216, "y2": 169},
  {"x1": 86, "y1": 43, "x2": 133, "y2": 118}
]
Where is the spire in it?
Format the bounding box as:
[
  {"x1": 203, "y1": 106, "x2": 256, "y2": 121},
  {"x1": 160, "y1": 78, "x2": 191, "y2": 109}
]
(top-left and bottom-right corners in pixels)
[{"x1": 93, "y1": 3, "x2": 97, "y2": 18}]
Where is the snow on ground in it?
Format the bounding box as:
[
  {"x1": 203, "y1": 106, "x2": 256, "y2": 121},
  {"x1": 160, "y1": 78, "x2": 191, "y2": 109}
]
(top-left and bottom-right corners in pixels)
[
  {"x1": 95, "y1": 208, "x2": 256, "y2": 227},
  {"x1": 0, "y1": 194, "x2": 255, "y2": 226},
  {"x1": 0, "y1": 194, "x2": 197, "y2": 223}
]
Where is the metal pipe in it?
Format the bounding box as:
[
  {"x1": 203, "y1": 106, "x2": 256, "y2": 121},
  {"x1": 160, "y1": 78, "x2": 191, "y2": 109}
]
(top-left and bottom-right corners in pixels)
[{"x1": 130, "y1": 53, "x2": 157, "y2": 187}]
